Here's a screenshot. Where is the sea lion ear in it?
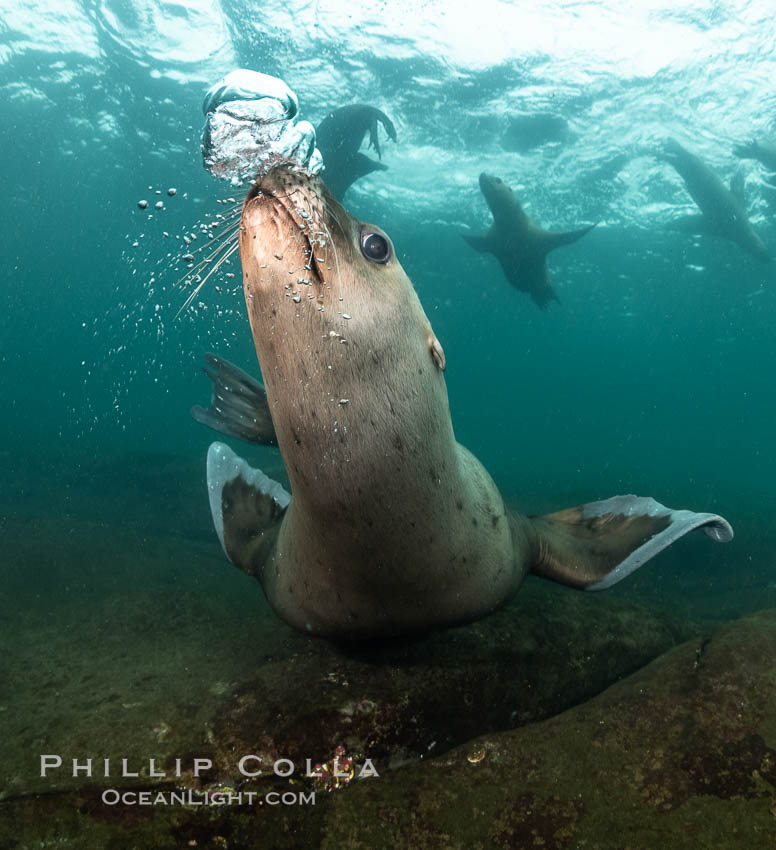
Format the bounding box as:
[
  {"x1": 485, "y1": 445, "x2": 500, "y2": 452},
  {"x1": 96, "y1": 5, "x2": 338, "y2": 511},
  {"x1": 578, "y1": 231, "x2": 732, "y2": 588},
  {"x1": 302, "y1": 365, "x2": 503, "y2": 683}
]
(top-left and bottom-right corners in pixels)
[
  {"x1": 429, "y1": 336, "x2": 446, "y2": 371},
  {"x1": 527, "y1": 495, "x2": 733, "y2": 590}
]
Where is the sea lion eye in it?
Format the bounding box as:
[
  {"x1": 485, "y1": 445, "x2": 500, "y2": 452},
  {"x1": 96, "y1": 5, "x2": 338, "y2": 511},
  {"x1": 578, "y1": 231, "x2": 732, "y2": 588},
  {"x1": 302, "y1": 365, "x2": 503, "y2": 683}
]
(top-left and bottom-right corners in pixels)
[{"x1": 360, "y1": 228, "x2": 392, "y2": 264}]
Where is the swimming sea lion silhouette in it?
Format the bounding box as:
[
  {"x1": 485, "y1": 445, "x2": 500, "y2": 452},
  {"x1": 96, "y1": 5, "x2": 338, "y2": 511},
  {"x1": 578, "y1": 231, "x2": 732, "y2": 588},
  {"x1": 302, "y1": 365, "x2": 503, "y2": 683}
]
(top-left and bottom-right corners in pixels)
[
  {"x1": 663, "y1": 138, "x2": 771, "y2": 262},
  {"x1": 193, "y1": 166, "x2": 732, "y2": 639},
  {"x1": 463, "y1": 173, "x2": 596, "y2": 308},
  {"x1": 315, "y1": 104, "x2": 396, "y2": 199},
  {"x1": 734, "y1": 138, "x2": 776, "y2": 174}
]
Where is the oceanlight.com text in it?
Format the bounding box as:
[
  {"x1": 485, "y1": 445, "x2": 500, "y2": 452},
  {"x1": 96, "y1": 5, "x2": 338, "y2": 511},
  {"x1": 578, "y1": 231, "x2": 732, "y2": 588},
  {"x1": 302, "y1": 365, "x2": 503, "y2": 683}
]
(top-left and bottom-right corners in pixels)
[{"x1": 101, "y1": 788, "x2": 316, "y2": 807}]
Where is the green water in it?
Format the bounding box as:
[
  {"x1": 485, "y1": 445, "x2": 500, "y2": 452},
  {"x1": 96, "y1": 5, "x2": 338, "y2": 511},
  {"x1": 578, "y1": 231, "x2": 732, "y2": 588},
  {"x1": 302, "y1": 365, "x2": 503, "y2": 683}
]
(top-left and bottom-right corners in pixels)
[{"x1": 2, "y1": 1, "x2": 776, "y2": 844}]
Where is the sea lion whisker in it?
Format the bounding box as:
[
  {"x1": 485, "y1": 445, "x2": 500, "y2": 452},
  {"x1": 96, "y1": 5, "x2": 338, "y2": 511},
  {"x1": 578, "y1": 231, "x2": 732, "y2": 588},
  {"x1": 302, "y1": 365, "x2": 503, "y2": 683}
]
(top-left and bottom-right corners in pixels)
[
  {"x1": 257, "y1": 183, "x2": 334, "y2": 286},
  {"x1": 221, "y1": 201, "x2": 242, "y2": 217},
  {"x1": 175, "y1": 239, "x2": 240, "y2": 318},
  {"x1": 317, "y1": 196, "x2": 347, "y2": 285},
  {"x1": 320, "y1": 218, "x2": 341, "y2": 286},
  {"x1": 173, "y1": 226, "x2": 240, "y2": 287},
  {"x1": 172, "y1": 219, "x2": 241, "y2": 287},
  {"x1": 175, "y1": 240, "x2": 240, "y2": 319},
  {"x1": 186, "y1": 220, "x2": 241, "y2": 259}
]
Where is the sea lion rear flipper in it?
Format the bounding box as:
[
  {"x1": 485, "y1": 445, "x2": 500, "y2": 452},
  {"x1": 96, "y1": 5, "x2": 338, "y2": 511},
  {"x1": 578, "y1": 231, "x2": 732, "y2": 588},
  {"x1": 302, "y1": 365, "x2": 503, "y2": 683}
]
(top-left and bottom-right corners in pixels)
[
  {"x1": 191, "y1": 352, "x2": 277, "y2": 445},
  {"x1": 527, "y1": 495, "x2": 733, "y2": 590},
  {"x1": 207, "y1": 442, "x2": 289, "y2": 578},
  {"x1": 350, "y1": 151, "x2": 388, "y2": 176},
  {"x1": 529, "y1": 284, "x2": 560, "y2": 310},
  {"x1": 666, "y1": 214, "x2": 729, "y2": 238}
]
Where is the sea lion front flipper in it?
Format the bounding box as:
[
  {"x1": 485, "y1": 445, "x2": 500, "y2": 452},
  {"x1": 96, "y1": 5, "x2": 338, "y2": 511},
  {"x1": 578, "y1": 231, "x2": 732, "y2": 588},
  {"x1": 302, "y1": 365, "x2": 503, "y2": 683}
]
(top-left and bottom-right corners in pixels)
[
  {"x1": 461, "y1": 233, "x2": 493, "y2": 253},
  {"x1": 325, "y1": 152, "x2": 389, "y2": 198},
  {"x1": 734, "y1": 140, "x2": 759, "y2": 160},
  {"x1": 538, "y1": 222, "x2": 597, "y2": 254},
  {"x1": 527, "y1": 495, "x2": 733, "y2": 590},
  {"x1": 191, "y1": 352, "x2": 277, "y2": 445},
  {"x1": 730, "y1": 172, "x2": 746, "y2": 205},
  {"x1": 207, "y1": 442, "x2": 289, "y2": 578},
  {"x1": 665, "y1": 214, "x2": 721, "y2": 236},
  {"x1": 349, "y1": 151, "x2": 388, "y2": 178}
]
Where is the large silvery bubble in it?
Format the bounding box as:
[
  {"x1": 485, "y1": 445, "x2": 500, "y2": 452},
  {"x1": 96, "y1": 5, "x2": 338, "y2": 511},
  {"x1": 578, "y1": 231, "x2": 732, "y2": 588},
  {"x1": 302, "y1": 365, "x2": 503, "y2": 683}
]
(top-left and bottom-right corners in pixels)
[{"x1": 201, "y1": 69, "x2": 322, "y2": 185}]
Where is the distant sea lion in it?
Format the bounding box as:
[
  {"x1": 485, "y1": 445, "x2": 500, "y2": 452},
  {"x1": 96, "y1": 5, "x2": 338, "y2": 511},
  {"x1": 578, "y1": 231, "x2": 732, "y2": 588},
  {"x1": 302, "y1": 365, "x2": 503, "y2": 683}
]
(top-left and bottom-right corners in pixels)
[
  {"x1": 315, "y1": 104, "x2": 396, "y2": 199},
  {"x1": 734, "y1": 138, "x2": 776, "y2": 173},
  {"x1": 663, "y1": 138, "x2": 771, "y2": 262},
  {"x1": 463, "y1": 173, "x2": 596, "y2": 308},
  {"x1": 194, "y1": 166, "x2": 732, "y2": 639}
]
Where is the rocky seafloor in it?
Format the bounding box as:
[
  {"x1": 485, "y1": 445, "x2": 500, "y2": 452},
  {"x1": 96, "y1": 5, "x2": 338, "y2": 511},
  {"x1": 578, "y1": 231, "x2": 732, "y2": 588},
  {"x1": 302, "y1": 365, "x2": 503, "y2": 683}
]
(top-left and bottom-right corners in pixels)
[{"x1": 2, "y1": 449, "x2": 776, "y2": 848}]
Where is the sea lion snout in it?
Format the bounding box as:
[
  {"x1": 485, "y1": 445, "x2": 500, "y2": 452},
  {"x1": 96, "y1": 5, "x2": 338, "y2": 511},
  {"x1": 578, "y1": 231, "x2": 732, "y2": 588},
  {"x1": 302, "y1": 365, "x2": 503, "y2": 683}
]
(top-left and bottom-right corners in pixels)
[
  {"x1": 241, "y1": 170, "x2": 340, "y2": 290},
  {"x1": 477, "y1": 172, "x2": 510, "y2": 215},
  {"x1": 478, "y1": 172, "x2": 501, "y2": 195},
  {"x1": 479, "y1": 172, "x2": 501, "y2": 188}
]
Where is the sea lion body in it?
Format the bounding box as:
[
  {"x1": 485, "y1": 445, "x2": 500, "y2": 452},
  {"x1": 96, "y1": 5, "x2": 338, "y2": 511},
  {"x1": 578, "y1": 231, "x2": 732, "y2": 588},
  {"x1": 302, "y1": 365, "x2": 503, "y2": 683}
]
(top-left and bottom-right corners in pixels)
[
  {"x1": 233, "y1": 169, "x2": 524, "y2": 634},
  {"x1": 663, "y1": 138, "x2": 770, "y2": 262},
  {"x1": 198, "y1": 166, "x2": 732, "y2": 639},
  {"x1": 463, "y1": 173, "x2": 596, "y2": 308}
]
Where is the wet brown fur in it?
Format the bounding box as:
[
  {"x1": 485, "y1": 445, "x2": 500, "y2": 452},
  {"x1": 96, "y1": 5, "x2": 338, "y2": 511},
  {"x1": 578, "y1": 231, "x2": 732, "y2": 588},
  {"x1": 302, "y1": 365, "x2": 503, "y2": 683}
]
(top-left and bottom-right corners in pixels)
[{"x1": 237, "y1": 168, "x2": 527, "y2": 636}]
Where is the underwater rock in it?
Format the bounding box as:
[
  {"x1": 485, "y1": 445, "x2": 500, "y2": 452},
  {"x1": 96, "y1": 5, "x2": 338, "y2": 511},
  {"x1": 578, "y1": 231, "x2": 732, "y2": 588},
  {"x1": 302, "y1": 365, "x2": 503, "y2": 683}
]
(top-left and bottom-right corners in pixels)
[
  {"x1": 6, "y1": 607, "x2": 776, "y2": 846},
  {"x1": 200, "y1": 582, "x2": 693, "y2": 780},
  {"x1": 319, "y1": 608, "x2": 776, "y2": 848}
]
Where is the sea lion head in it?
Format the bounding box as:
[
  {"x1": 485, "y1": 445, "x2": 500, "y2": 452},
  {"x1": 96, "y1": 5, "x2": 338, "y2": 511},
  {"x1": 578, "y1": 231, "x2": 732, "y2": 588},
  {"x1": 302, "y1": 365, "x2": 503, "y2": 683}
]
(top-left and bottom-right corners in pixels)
[
  {"x1": 241, "y1": 164, "x2": 393, "y2": 293},
  {"x1": 239, "y1": 165, "x2": 444, "y2": 350},
  {"x1": 478, "y1": 172, "x2": 516, "y2": 220},
  {"x1": 238, "y1": 165, "x2": 448, "y2": 505}
]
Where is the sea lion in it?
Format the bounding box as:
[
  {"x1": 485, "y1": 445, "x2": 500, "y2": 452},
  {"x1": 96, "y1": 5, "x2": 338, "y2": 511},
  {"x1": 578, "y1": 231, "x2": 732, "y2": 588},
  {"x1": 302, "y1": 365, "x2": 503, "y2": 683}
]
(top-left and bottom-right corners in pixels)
[
  {"x1": 734, "y1": 138, "x2": 776, "y2": 173},
  {"x1": 315, "y1": 104, "x2": 396, "y2": 199},
  {"x1": 463, "y1": 173, "x2": 596, "y2": 308},
  {"x1": 195, "y1": 165, "x2": 732, "y2": 639},
  {"x1": 663, "y1": 138, "x2": 771, "y2": 262}
]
